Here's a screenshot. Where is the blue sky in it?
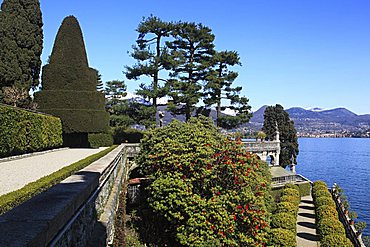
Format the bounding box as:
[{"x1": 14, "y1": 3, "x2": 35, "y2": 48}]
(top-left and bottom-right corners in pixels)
[{"x1": 39, "y1": 0, "x2": 370, "y2": 114}]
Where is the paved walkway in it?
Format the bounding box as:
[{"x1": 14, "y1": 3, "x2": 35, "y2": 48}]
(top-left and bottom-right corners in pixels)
[
  {"x1": 0, "y1": 148, "x2": 107, "y2": 196},
  {"x1": 296, "y1": 195, "x2": 319, "y2": 247}
]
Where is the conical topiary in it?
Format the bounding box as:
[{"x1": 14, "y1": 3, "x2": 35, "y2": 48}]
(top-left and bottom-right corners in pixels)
[{"x1": 35, "y1": 16, "x2": 109, "y2": 147}]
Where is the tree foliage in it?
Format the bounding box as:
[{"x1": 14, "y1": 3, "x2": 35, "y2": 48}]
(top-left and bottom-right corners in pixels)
[
  {"x1": 204, "y1": 51, "x2": 251, "y2": 129},
  {"x1": 137, "y1": 117, "x2": 272, "y2": 246},
  {"x1": 125, "y1": 16, "x2": 173, "y2": 126},
  {"x1": 167, "y1": 22, "x2": 215, "y2": 121},
  {"x1": 262, "y1": 104, "x2": 299, "y2": 167},
  {"x1": 0, "y1": 0, "x2": 43, "y2": 90}
]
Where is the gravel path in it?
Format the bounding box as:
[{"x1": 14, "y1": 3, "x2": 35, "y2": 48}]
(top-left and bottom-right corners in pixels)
[
  {"x1": 0, "y1": 148, "x2": 107, "y2": 196},
  {"x1": 296, "y1": 195, "x2": 319, "y2": 247}
]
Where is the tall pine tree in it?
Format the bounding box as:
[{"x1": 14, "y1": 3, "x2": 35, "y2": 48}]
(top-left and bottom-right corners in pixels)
[
  {"x1": 262, "y1": 104, "x2": 299, "y2": 168},
  {"x1": 167, "y1": 22, "x2": 215, "y2": 121},
  {"x1": 125, "y1": 16, "x2": 173, "y2": 127},
  {"x1": 204, "y1": 51, "x2": 251, "y2": 129},
  {"x1": 0, "y1": 0, "x2": 43, "y2": 91}
]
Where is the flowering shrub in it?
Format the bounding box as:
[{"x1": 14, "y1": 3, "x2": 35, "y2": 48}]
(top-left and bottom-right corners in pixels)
[{"x1": 137, "y1": 117, "x2": 272, "y2": 246}]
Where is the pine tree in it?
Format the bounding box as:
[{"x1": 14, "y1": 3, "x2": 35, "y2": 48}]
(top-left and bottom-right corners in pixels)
[
  {"x1": 167, "y1": 22, "x2": 215, "y2": 121},
  {"x1": 0, "y1": 0, "x2": 43, "y2": 90},
  {"x1": 125, "y1": 16, "x2": 173, "y2": 127},
  {"x1": 262, "y1": 104, "x2": 299, "y2": 167},
  {"x1": 35, "y1": 16, "x2": 109, "y2": 147},
  {"x1": 204, "y1": 51, "x2": 252, "y2": 129}
]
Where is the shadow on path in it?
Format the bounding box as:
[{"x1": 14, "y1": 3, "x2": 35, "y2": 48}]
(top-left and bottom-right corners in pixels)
[
  {"x1": 297, "y1": 232, "x2": 320, "y2": 242},
  {"x1": 299, "y1": 212, "x2": 315, "y2": 219},
  {"x1": 298, "y1": 221, "x2": 317, "y2": 229},
  {"x1": 301, "y1": 199, "x2": 314, "y2": 204},
  {"x1": 300, "y1": 205, "x2": 315, "y2": 210}
]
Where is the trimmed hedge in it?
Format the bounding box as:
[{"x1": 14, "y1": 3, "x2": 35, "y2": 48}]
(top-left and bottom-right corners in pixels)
[
  {"x1": 275, "y1": 201, "x2": 298, "y2": 216},
  {"x1": 0, "y1": 104, "x2": 63, "y2": 158},
  {"x1": 316, "y1": 205, "x2": 338, "y2": 220},
  {"x1": 271, "y1": 212, "x2": 296, "y2": 233},
  {"x1": 313, "y1": 180, "x2": 351, "y2": 245},
  {"x1": 271, "y1": 182, "x2": 311, "y2": 201},
  {"x1": 269, "y1": 228, "x2": 296, "y2": 247},
  {"x1": 297, "y1": 182, "x2": 311, "y2": 197},
  {"x1": 317, "y1": 218, "x2": 345, "y2": 237},
  {"x1": 88, "y1": 133, "x2": 113, "y2": 148},
  {"x1": 280, "y1": 195, "x2": 300, "y2": 207},
  {"x1": 320, "y1": 234, "x2": 353, "y2": 247},
  {"x1": 0, "y1": 145, "x2": 117, "y2": 215},
  {"x1": 315, "y1": 196, "x2": 336, "y2": 208},
  {"x1": 113, "y1": 126, "x2": 143, "y2": 144},
  {"x1": 281, "y1": 188, "x2": 300, "y2": 200}
]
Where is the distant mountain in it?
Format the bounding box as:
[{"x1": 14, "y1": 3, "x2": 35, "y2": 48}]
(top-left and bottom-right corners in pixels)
[{"x1": 249, "y1": 106, "x2": 370, "y2": 134}]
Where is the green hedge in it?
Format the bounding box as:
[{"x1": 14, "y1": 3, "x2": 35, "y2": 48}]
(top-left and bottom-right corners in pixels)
[
  {"x1": 0, "y1": 145, "x2": 117, "y2": 215},
  {"x1": 280, "y1": 195, "x2": 300, "y2": 207},
  {"x1": 88, "y1": 133, "x2": 113, "y2": 148},
  {"x1": 0, "y1": 104, "x2": 63, "y2": 157},
  {"x1": 297, "y1": 182, "x2": 311, "y2": 197},
  {"x1": 320, "y1": 234, "x2": 353, "y2": 247},
  {"x1": 38, "y1": 108, "x2": 109, "y2": 134},
  {"x1": 317, "y1": 218, "x2": 346, "y2": 237},
  {"x1": 275, "y1": 201, "x2": 298, "y2": 216},
  {"x1": 269, "y1": 228, "x2": 296, "y2": 247},
  {"x1": 315, "y1": 196, "x2": 336, "y2": 208},
  {"x1": 312, "y1": 180, "x2": 351, "y2": 245},
  {"x1": 113, "y1": 126, "x2": 143, "y2": 144},
  {"x1": 271, "y1": 212, "x2": 296, "y2": 233},
  {"x1": 271, "y1": 182, "x2": 311, "y2": 201},
  {"x1": 316, "y1": 205, "x2": 338, "y2": 220}
]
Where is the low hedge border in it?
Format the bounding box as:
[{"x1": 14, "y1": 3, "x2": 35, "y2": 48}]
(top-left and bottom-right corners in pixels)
[
  {"x1": 270, "y1": 184, "x2": 301, "y2": 246},
  {"x1": 312, "y1": 180, "x2": 352, "y2": 246},
  {"x1": 0, "y1": 145, "x2": 117, "y2": 215}
]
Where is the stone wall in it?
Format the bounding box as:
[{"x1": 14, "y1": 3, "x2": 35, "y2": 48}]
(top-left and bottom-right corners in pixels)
[{"x1": 0, "y1": 144, "x2": 140, "y2": 247}]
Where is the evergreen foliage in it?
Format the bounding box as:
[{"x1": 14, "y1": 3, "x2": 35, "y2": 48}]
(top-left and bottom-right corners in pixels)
[
  {"x1": 204, "y1": 51, "x2": 252, "y2": 129},
  {"x1": 35, "y1": 16, "x2": 109, "y2": 146},
  {"x1": 262, "y1": 104, "x2": 299, "y2": 167},
  {"x1": 136, "y1": 117, "x2": 272, "y2": 246},
  {"x1": 125, "y1": 16, "x2": 173, "y2": 126},
  {"x1": 167, "y1": 22, "x2": 215, "y2": 121},
  {"x1": 0, "y1": 0, "x2": 43, "y2": 91},
  {"x1": 0, "y1": 104, "x2": 62, "y2": 157}
]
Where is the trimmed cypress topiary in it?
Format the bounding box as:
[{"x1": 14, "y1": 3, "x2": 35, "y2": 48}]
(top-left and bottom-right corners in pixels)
[{"x1": 35, "y1": 16, "x2": 109, "y2": 147}]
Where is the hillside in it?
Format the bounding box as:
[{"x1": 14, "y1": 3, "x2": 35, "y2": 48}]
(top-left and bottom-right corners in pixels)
[{"x1": 248, "y1": 106, "x2": 370, "y2": 135}]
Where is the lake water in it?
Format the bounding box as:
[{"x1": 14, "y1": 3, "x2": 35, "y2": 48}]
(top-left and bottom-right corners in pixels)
[{"x1": 296, "y1": 138, "x2": 370, "y2": 236}]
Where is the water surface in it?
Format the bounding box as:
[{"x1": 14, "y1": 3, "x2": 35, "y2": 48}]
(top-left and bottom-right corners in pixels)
[{"x1": 296, "y1": 138, "x2": 370, "y2": 236}]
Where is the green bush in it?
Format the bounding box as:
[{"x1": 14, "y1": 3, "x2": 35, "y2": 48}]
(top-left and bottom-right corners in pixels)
[
  {"x1": 88, "y1": 133, "x2": 113, "y2": 147},
  {"x1": 313, "y1": 180, "x2": 327, "y2": 188},
  {"x1": 316, "y1": 205, "x2": 338, "y2": 221},
  {"x1": 280, "y1": 195, "x2": 300, "y2": 207},
  {"x1": 284, "y1": 183, "x2": 299, "y2": 192},
  {"x1": 297, "y1": 182, "x2": 311, "y2": 197},
  {"x1": 313, "y1": 189, "x2": 331, "y2": 199},
  {"x1": 0, "y1": 104, "x2": 63, "y2": 157},
  {"x1": 269, "y1": 228, "x2": 296, "y2": 247},
  {"x1": 281, "y1": 188, "x2": 300, "y2": 200},
  {"x1": 271, "y1": 213, "x2": 296, "y2": 233},
  {"x1": 113, "y1": 127, "x2": 143, "y2": 144},
  {"x1": 0, "y1": 145, "x2": 117, "y2": 215},
  {"x1": 320, "y1": 234, "x2": 353, "y2": 247},
  {"x1": 317, "y1": 218, "x2": 345, "y2": 237},
  {"x1": 275, "y1": 201, "x2": 298, "y2": 216},
  {"x1": 315, "y1": 196, "x2": 336, "y2": 208}
]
